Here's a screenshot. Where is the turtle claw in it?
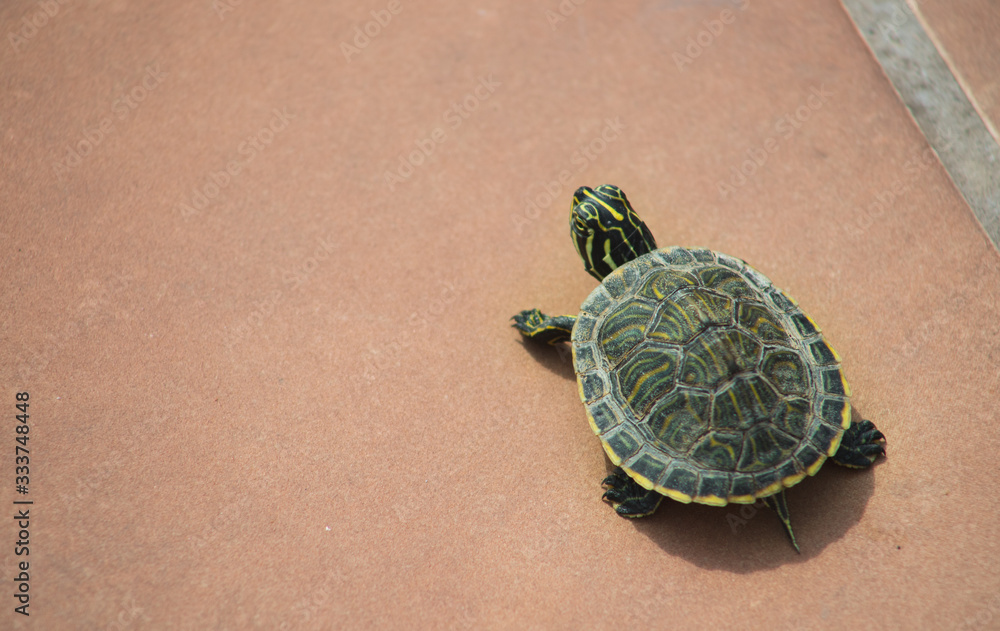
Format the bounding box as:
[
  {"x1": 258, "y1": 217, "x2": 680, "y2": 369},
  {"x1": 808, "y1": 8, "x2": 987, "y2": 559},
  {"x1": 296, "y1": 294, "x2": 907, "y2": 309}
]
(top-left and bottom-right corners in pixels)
[
  {"x1": 511, "y1": 309, "x2": 576, "y2": 345},
  {"x1": 832, "y1": 419, "x2": 887, "y2": 468},
  {"x1": 602, "y1": 469, "x2": 632, "y2": 503},
  {"x1": 511, "y1": 308, "x2": 545, "y2": 332},
  {"x1": 601, "y1": 470, "x2": 630, "y2": 489},
  {"x1": 853, "y1": 420, "x2": 886, "y2": 444},
  {"x1": 600, "y1": 468, "x2": 663, "y2": 518},
  {"x1": 601, "y1": 487, "x2": 628, "y2": 503},
  {"x1": 612, "y1": 497, "x2": 663, "y2": 518}
]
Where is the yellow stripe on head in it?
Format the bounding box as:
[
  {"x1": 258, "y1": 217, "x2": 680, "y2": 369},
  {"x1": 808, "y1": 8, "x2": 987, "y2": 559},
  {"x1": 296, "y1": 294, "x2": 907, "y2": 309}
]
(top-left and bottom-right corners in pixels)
[{"x1": 570, "y1": 185, "x2": 658, "y2": 281}]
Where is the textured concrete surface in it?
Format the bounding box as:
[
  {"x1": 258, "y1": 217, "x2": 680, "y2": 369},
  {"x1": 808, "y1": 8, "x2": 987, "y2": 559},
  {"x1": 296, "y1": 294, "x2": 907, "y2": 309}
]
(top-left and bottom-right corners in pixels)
[
  {"x1": 915, "y1": 0, "x2": 1000, "y2": 143},
  {"x1": 842, "y1": 0, "x2": 1000, "y2": 250},
  {"x1": 2, "y1": 1, "x2": 999, "y2": 629}
]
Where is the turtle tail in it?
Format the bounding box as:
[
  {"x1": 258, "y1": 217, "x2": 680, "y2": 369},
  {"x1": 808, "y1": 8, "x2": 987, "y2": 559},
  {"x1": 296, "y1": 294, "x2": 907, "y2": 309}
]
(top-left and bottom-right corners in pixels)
[{"x1": 762, "y1": 491, "x2": 800, "y2": 553}]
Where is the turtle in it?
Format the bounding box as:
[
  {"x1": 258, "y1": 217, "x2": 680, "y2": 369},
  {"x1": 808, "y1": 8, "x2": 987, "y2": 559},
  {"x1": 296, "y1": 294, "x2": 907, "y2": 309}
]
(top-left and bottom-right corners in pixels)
[{"x1": 512, "y1": 184, "x2": 886, "y2": 551}]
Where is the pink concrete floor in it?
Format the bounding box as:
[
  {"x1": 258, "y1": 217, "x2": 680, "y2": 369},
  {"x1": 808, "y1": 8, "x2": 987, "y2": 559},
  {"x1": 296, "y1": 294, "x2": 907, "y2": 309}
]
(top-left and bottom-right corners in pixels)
[{"x1": 2, "y1": 0, "x2": 999, "y2": 629}]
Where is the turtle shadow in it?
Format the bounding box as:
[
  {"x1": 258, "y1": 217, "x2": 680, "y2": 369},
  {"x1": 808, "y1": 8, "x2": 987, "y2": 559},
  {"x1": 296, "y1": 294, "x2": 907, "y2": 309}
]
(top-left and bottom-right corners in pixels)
[
  {"x1": 517, "y1": 339, "x2": 576, "y2": 381},
  {"x1": 613, "y1": 407, "x2": 886, "y2": 572},
  {"x1": 626, "y1": 465, "x2": 878, "y2": 572}
]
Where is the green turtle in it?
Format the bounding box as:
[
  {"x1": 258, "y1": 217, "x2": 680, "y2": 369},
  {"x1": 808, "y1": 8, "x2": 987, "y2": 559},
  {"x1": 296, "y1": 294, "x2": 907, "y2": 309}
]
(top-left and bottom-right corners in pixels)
[{"x1": 512, "y1": 184, "x2": 886, "y2": 551}]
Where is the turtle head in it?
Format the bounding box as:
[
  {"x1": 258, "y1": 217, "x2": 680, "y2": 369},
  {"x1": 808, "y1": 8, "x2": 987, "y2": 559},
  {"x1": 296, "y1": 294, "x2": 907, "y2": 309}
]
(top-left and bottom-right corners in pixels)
[{"x1": 570, "y1": 185, "x2": 657, "y2": 281}]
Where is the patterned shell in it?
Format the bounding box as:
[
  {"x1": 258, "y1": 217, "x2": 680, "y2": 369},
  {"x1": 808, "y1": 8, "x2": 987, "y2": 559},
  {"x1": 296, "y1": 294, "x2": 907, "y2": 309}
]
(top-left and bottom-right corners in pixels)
[{"x1": 571, "y1": 246, "x2": 852, "y2": 506}]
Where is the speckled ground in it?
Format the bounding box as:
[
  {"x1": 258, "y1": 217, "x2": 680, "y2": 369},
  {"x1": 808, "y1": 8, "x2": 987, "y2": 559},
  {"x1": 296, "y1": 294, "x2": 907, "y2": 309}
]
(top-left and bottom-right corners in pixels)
[
  {"x1": 2, "y1": 1, "x2": 998, "y2": 629},
  {"x1": 917, "y1": 0, "x2": 1000, "y2": 142}
]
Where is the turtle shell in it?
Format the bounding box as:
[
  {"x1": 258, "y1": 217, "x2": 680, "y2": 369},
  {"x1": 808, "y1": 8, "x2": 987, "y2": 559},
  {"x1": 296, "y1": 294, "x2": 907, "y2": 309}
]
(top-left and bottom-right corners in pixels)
[{"x1": 571, "y1": 246, "x2": 851, "y2": 506}]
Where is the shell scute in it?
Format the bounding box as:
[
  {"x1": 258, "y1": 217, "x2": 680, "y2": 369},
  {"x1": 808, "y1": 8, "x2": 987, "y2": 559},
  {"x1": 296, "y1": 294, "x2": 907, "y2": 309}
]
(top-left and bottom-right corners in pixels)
[
  {"x1": 574, "y1": 247, "x2": 849, "y2": 505},
  {"x1": 648, "y1": 289, "x2": 733, "y2": 344}
]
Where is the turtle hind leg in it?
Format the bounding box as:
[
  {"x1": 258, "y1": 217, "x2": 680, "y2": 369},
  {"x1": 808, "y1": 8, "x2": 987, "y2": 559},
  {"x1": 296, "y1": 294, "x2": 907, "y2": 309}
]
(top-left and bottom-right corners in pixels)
[
  {"x1": 831, "y1": 419, "x2": 886, "y2": 469},
  {"x1": 761, "y1": 491, "x2": 800, "y2": 553},
  {"x1": 601, "y1": 468, "x2": 663, "y2": 518},
  {"x1": 511, "y1": 309, "x2": 576, "y2": 345}
]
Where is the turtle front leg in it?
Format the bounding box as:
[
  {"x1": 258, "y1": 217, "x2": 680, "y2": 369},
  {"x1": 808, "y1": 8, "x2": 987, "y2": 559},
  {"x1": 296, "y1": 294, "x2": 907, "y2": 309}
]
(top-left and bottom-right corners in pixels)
[
  {"x1": 831, "y1": 419, "x2": 886, "y2": 469},
  {"x1": 512, "y1": 309, "x2": 576, "y2": 345},
  {"x1": 601, "y1": 468, "x2": 663, "y2": 518}
]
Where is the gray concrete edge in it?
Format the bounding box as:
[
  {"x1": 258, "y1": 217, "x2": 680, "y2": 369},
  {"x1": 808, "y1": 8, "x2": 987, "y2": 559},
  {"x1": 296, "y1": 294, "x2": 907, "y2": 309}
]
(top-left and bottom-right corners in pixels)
[{"x1": 841, "y1": 0, "x2": 1000, "y2": 251}]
